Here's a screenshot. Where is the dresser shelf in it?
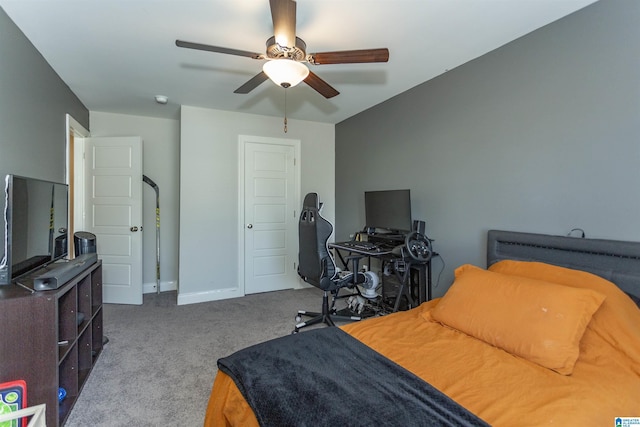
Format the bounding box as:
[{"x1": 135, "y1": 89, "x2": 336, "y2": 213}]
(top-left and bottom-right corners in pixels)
[{"x1": 0, "y1": 260, "x2": 103, "y2": 427}]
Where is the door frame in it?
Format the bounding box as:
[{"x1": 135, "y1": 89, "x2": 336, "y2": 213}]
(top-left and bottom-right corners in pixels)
[
  {"x1": 237, "y1": 135, "x2": 302, "y2": 296},
  {"x1": 66, "y1": 114, "x2": 90, "y2": 252}
]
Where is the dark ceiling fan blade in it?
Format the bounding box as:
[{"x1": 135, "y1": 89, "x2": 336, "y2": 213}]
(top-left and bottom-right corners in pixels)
[
  {"x1": 234, "y1": 72, "x2": 270, "y2": 94},
  {"x1": 269, "y1": 0, "x2": 296, "y2": 48},
  {"x1": 304, "y1": 71, "x2": 339, "y2": 99},
  {"x1": 176, "y1": 40, "x2": 263, "y2": 59},
  {"x1": 308, "y1": 48, "x2": 389, "y2": 65}
]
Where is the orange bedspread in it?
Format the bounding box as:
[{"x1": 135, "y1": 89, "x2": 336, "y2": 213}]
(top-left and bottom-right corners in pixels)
[{"x1": 205, "y1": 281, "x2": 640, "y2": 426}]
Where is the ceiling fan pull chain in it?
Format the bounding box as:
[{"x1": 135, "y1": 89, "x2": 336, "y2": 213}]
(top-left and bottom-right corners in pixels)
[{"x1": 283, "y1": 88, "x2": 288, "y2": 133}]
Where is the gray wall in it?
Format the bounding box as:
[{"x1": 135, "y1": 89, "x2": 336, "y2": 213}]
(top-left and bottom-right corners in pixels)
[
  {"x1": 335, "y1": 0, "x2": 640, "y2": 296},
  {"x1": 178, "y1": 106, "x2": 335, "y2": 304},
  {"x1": 0, "y1": 7, "x2": 88, "y2": 183}
]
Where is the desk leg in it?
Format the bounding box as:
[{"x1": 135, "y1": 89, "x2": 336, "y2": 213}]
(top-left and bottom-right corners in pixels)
[
  {"x1": 427, "y1": 260, "x2": 432, "y2": 301},
  {"x1": 417, "y1": 264, "x2": 426, "y2": 304},
  {"x1": 393, "y1": 266, "x2": 415, "y2": 312},
  {"x1": 415, "y1": 261, "x2": 431, "y2": 304},
  {"x1": 348, "y1": 256, "x2": 364, "y2": 285}
]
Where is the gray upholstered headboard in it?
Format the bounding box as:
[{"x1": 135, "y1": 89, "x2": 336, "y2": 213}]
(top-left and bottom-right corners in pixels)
[{"x1": 487, "y1": 230, "x2": 640, "y2": 300}]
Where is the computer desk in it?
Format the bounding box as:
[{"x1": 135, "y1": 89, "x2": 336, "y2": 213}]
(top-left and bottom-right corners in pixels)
[{"x1": 329, "y1": 240, "x2": 435, "y2": 310}]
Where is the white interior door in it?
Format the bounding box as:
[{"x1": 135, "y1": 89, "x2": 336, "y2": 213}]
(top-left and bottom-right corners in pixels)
[
  {"x1": 242, "y1": 136, "x2": 299, "y2": 294},
  {"x1": 85, "y1": 137, "x2": 143, "y2": 304}
]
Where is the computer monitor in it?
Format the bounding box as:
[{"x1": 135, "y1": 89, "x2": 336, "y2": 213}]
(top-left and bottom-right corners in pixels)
[{"x1": 364, "y1": 189, "x2": 412, "y2": 234}]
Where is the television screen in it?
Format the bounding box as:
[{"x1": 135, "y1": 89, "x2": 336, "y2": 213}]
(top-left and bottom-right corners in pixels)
[
  {"x1": 364, "y1": 189, "x2": 412, "y2": 233},
  {"x1": 0, "y1": 174, "x2": 69, "y2": 284}
]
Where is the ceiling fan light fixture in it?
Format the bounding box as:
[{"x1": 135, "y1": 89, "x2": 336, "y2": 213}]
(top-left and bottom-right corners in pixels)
[{"x1": 263, "y1": 59, "x2": 309, "y2": 88}]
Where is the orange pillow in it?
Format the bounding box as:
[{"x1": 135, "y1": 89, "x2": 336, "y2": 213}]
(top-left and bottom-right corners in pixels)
[
  {"x1": 428, "y1": 264, "x2": 606, "y2": 375},
  {"x1": 488, "y1": 260, "x2": 631, "y2": 306},
  {"x1": 489, "y1": 260, "x2": 640, "y2": 366}
]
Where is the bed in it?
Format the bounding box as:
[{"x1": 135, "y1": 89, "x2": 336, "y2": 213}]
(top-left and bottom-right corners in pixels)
[{"x1": 204, "y1": 230, "x2": 640, "y2": 426}]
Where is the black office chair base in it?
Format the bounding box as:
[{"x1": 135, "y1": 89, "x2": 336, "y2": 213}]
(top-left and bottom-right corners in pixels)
[{"x1": 293, "y1": 291, "x2": 361, "y2": 333}]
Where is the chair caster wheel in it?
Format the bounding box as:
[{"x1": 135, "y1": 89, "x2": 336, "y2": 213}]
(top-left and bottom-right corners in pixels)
[
  {"x1": 292, "y1": 329, "x2": 299, "y2": 334},
  {"x1": 295, "y1": 315, "x2": 302, "y2": 322}
]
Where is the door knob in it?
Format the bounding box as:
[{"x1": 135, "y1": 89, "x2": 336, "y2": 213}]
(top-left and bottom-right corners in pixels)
[
  {"x1": 130, "y1": 226, "x2": 139, "y2": 232},
  {"x1": 247, "y1": 224, "x2": 253, "y2": 229}
]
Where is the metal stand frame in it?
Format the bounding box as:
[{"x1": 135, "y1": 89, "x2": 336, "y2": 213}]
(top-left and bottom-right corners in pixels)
[{"x1": 143, "y1": 175, "x2": 161, "y2": 295}]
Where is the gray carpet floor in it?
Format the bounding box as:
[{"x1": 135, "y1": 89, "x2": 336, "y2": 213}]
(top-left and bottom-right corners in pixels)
[{"x1": 64, "y1": 287, "x2": 325, "y2": 426}]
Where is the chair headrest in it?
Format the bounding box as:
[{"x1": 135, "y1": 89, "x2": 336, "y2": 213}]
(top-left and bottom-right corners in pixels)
[{"x1": 302, "y1": 192, "x2": 319, "y2": 210}]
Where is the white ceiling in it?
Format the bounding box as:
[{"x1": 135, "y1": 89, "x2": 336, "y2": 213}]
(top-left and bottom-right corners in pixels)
[{"x1": 1, "y1": 0, "x2": 597, "y2": 124}]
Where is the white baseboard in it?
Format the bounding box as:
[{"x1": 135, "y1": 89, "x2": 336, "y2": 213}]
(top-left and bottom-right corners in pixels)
[
  {"x1": 176, "y1": 287, "x2": 244, "y2": 305},
  {"x1": 146, "y1": 277, "x2": 307, "y2": 305},
  {"x1": 143, "y1": 280, "x2": 178, "y2": 294}
]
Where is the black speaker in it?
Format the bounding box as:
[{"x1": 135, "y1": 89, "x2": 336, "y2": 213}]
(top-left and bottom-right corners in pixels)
[
  {"x1": 54, "y1": 235, "x2": 68, "y2": 258},
  {"x1": 412, "y1": 220, "x2": 426, "y2": 234},
  {"x1": 74, "y1": 231, "x2": 97, "y2": 257}
]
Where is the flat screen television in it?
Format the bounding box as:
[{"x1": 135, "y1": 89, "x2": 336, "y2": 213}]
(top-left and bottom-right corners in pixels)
[
  {"x1": 364, "y1": 189, "x2": 412, "y2": 234},
  {"x1": 0, "y1": 174, "x2": 69, "y2": 285}
]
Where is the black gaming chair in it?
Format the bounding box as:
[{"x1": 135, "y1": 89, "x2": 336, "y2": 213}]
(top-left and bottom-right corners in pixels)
[{"x1": 294, "y1": 193, "x2": 362, "y2": 333}]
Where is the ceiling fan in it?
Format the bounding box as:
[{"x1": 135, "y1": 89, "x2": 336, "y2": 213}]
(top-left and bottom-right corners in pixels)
[{"x1": 176, "y1": 0, "x2": 389, "y2": 99}]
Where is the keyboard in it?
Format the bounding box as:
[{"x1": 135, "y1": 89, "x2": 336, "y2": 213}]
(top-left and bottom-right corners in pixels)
[{"x1": 335, "y1": 241, "x2": 379, "y2": 251}]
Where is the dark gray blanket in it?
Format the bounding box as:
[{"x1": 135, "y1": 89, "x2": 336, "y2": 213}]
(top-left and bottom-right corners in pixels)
[{"x1": 217, "y1": 327, "x2": 490, "y2": 427}]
